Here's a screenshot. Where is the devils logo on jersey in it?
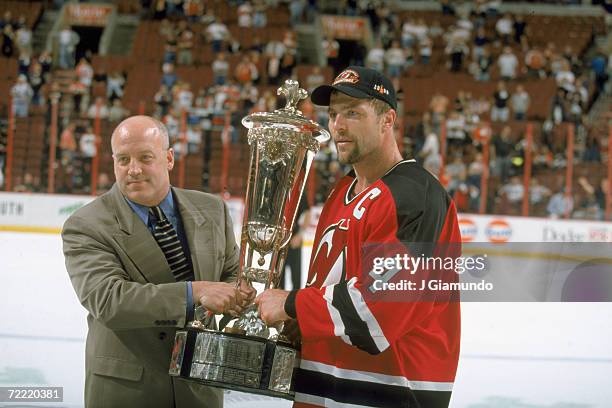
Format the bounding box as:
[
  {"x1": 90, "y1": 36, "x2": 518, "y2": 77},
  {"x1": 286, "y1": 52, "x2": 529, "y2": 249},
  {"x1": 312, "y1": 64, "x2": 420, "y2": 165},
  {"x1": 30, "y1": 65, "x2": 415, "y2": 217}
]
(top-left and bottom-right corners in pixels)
[{"x1": 307, "y1": 219, "x2": 350, "y2": 288}]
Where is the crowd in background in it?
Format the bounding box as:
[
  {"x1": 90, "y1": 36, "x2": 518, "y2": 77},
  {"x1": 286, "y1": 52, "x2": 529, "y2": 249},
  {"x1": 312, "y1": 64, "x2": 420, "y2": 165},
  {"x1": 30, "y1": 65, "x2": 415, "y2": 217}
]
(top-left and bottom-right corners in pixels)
[{"x1": 0, "y1": 0, "x2": 611, "y2": 220}]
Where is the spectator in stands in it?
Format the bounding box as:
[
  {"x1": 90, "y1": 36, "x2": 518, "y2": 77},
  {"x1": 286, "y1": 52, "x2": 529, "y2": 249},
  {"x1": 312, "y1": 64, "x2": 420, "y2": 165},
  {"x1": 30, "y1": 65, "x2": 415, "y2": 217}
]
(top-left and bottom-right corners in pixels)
[
  {"x1": 366, "y1": 40, "x2": 385, "y2": 72},
  {"x1": 472, "y1": 46, "x2": 493, "y2": 81},
  {"x1": 446, "y1": 111, "x2": 468, "y2": 151},
  {"x1": 555, "y1": 60, "x2": 575, "y2": 94},
  {"x1": 467, "y1": 152, "x2": 484, "y2": 188},
  {"x1": 1, "y1": 23, "x2": 14, "y2": 57},
  {"x1": 430, "y1": 92, "x2": 449, "y2": 132},
  {"x1": 106, "y1": 71, "x2": 125, "y2": 101},
  {"x1": 154, "y1": 84, "x2": 172, "y2": 117},
  {"x1": 568, "y1": 93, "x2": 583, "y2": 125},
  {"x1": 76, "y1": 57, "x2": 94, "y2": 89},
  {"x1": 511, "y1": 84, "x2": 530, "y2": 121},
  {"x1": 446, "y1": 155, "x2": 467, "y2": 197},
  {"x1": 87, "y1": 97, "x2": 110, "y2": 119},
  {"x1": 0, "y1": 10, "x2": 14, "y2": 29},
  {"x1": 401, "y1": 18, "x2": 418, "y2": 49},
  {"x1": 590, "y1": 50, "x2": 608, "y2": 96},
  {"x1": 59, "y1": 122, "x2": 77, "y2": 167},
  {"x1": 240, "y1": 81, "x2": 259, "y2": 112},
  {"x1": 38, "y1": 50, "x2": 52, "y2": 78},
  {"x1": 252, "y1": 0, "x2": 268, "y2": 27},
  {"x1": 412, "y1": 112, "x2": 432, "y2": 156},
  {"x1": 211, "y1": 52, "x2": 229, "y2": 86},
  {"x1": 495, "y1": 13, "x2": 513, "y2": 45},
  {"x1": 109, "y1": 99, "x2": 130, "y2": 122},
  {"x1": 562, "y1": 45, "x2": 582, "y2": 75},
  {"x1": 418, "y1": 36, "x2": 432, "y2": 65},
  {"x1": 183, "y1": 0, "x2": 204, "y2": 23},
  {"x1": 492, "y1": 125, "x2": 514, "y2": 182},
  {"x1": 186, "y1": 124, "x2": 202, "y2": 154},
  {"x1": 280, "y1": 52, "x2": 296, "y2": 83},
  {"x1": 163, "y1": 30, "x2": 178, "y2": 64},
  {"x1": 491, "y1": 81, "x2": 510, "y2": 122},
  {"x1": 385, "y1": 40, "x2": 404, "y2": 88},
  {"x1": 206, "y1": 17, "x2": 229, "y2": 53},
  {"x1": 79, "y1": 127, "x2": 98, "y2": 187},
  {"x1": 529, "y1": 178, "x2": 552, "y2": 213},
  {"x1": 322, "y1": 34, "x2": 340, "y2": 73},
  {"x1": 161, "y1": 62, "x2": 178, "y2": 89},
  {"x1": 420, "y1": 132, "x2": 441, "y2": 178},
  {"x1": 13, "y1": 172, "x2": 41, "y2": 193},
  {"x1": 234, "y1": 54, "x2": 258, "y2": 85},
  {"x1": 15, "y1": 21, "x2": 32, "y2": 57},
  {"x1": 583, "y1": 134, "x2": 601, "y2": 163},
  {"x1": 446, "y1": 39, "x2": 469, "y2": 72},
  {"x1": 547, "y1": 188, "x2": 573, "y2": 219},
  {"x1": 525, "y1": 46, "x2": 546, "y2": 78},
  {"x1": 265, "y1": 38, "x2": 286, "y2": 85},
  {"x1": 96, "y1": 172, "x2": 112, "y2": 195},
  {"x1": 550, "y1": 88, "x2": 567, "y2": 124},
  {"x1": 29, "y1": 62, "x2": 45, "y2": 106},
  {"x1": 177, "y1": 21, "x2": 194, "y2": 66},
  {"x1": 175, "y1": 82, "x2": 194, "y2": 112},
  {"x1": 289, "y1": 0, "x2": 305, "y2": 25},
  {"x1": 499, "y1": 176, "x2": 524, "y2": 205},
  {"x1": 472, "y1": 26, "x2": 490, "y2": 59},
  {"x1": 512, "y1": 14, "x2": 527, "y2": 45},
  {"x1": 575, "y1": 176, "x2": 604, "y2": 220},
  {"x1": 57, "y1": 25, "x2": 79, "y2": 69},
  {"x1": 17, "y1": 52, "x2": 31, "y2": 78},
  {"x1": 498, "y1": 46, "x2": 519, "y2": 81},
  {"x1": 238, "y1": 1, "x2": 253, "y2": 27},
  {"x1": 595, "y1": 178, "x2": 609, "y2": 213},
  {"x1": 11, "y1": 74, "x2": 33, "y2": 117}
]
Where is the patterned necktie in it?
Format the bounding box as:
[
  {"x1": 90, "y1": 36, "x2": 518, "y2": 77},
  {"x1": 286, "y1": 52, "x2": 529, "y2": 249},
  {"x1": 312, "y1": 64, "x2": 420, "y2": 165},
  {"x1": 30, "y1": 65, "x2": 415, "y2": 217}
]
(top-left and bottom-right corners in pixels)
[{"x1": 149, "y1": 206, "x2": 194, "y2": 282}]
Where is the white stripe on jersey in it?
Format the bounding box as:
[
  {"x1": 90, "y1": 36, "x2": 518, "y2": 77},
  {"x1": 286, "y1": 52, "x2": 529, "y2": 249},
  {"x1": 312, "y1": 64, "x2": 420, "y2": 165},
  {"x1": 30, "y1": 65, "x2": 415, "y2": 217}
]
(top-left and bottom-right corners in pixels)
[
  {"x1": 294, "y1": 392, "x2": 376, "y2": 408},
  {"x1": 345, "y1": 277, "x2": 390, "y2": 353},
  {"x1": 300, "y1": 359, "x2": 454, "y2": 392},
  {"x1": 324, "y1": 285, "x2": 353, "y2": 346}
]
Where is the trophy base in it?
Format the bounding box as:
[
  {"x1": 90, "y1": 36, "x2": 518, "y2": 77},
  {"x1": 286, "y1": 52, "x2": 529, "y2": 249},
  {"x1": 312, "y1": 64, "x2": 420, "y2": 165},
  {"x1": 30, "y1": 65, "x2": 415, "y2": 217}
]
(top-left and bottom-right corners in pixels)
[{"x1": 169, "y1": 327, "x2": 299, "y2": 400}]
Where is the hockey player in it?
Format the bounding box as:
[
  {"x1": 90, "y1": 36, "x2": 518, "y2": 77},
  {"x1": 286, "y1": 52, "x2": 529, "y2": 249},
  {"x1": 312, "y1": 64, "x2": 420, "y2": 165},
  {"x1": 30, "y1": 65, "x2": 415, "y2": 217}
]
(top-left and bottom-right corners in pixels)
[{"x1": 256, "y1": 66, "x2": 461, "y2": 408}]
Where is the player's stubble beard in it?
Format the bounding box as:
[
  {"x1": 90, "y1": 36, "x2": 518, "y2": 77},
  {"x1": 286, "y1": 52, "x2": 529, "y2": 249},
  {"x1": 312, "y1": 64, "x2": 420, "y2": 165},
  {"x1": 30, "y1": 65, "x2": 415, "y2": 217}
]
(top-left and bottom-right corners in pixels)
[{"x1": 337, "y1": 140, "x2": 361, "y2": 165}]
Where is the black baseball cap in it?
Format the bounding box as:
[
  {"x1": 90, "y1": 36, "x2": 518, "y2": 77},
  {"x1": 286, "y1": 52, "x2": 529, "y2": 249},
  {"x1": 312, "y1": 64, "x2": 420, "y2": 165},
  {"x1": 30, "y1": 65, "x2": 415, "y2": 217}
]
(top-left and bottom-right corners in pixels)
[{"x1": 311, "y1": 66, "x2": 397, "y2": 111}]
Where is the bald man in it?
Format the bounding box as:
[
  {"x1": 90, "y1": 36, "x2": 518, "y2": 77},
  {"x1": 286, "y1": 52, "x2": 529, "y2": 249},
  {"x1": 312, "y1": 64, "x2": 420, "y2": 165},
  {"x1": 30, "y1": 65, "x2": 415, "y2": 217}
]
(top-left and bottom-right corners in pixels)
[{"x1": 62, "y1": 116, "x2": 246, "y2": 407}]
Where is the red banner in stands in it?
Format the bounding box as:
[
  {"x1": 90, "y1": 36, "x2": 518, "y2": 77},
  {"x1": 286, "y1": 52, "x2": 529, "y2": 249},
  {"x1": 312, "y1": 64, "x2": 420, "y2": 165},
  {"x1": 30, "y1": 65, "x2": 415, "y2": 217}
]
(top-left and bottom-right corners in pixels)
[
  {"x1": 66, "y1": 4, "x2": 113, "y2": 27},
  {"x1": 320, "y1": 15, "x2": 369, "y2": 41}
]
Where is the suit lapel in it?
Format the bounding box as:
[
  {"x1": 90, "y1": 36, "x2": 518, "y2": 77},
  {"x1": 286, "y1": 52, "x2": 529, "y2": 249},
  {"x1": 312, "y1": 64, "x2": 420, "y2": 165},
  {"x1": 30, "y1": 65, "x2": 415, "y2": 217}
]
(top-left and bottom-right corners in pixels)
[
  {"x1": 110, "y1": 184, "x2": 176, "y2": 284},
  {"x1": 173, "y1": 188, "x2": 217, "y2": 282}
]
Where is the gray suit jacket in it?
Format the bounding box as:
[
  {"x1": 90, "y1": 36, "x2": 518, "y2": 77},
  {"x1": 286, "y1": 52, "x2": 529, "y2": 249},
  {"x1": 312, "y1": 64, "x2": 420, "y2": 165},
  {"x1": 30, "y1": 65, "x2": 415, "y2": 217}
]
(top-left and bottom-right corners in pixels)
[{"x1": 62, "y1": 184, "x2": 239, "y2": 408}]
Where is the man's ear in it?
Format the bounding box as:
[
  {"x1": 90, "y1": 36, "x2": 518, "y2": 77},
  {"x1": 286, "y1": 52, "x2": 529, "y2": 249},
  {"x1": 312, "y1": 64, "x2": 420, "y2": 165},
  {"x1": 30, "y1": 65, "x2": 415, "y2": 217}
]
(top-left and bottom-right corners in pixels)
[
  {"x1": 167, "y1": 148, "x2": 175, "y2": 170},
  {"x1": 381, "y1": 109, "x2": 396, "y2": 131}
]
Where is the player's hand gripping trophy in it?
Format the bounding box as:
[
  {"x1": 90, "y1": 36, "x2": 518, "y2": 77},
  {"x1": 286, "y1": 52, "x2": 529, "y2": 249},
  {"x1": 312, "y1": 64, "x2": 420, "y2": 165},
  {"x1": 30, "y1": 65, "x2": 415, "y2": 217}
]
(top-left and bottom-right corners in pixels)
[{"x1": 169, "y1": 79, "x2": 329, "y2": 399}]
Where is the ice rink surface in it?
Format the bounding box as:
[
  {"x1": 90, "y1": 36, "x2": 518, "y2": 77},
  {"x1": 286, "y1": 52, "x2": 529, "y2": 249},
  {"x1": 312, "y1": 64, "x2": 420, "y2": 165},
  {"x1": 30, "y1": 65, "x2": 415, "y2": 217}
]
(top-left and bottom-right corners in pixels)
[{"x1": 1, "y1": 231, "x2": 612, "y2": 408}]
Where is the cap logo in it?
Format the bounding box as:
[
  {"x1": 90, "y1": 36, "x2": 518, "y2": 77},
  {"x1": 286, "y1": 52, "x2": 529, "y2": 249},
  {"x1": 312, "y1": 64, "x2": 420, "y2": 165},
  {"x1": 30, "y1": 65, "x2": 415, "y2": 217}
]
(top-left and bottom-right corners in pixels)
[
  {"x1": 373, "y1": 84, "x2": 389, "y2": 95},
  {"x1": 333, "y1": 69, "x2": 360, "y2": 85}
]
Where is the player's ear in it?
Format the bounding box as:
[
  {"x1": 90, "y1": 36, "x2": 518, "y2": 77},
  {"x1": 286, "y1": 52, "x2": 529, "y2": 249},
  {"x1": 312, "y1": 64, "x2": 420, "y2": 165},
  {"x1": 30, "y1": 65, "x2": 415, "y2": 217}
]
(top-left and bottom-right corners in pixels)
[{"x1": 381, "y1": 109, "x2": 396, "y2": 131}]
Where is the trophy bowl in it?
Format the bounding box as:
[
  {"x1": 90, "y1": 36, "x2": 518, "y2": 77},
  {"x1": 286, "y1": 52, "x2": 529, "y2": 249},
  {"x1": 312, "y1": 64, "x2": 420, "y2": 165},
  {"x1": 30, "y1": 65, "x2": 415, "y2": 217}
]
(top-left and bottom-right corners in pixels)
[{"x1": 169, "y1": 79, "x2": 330, "y2": 399}]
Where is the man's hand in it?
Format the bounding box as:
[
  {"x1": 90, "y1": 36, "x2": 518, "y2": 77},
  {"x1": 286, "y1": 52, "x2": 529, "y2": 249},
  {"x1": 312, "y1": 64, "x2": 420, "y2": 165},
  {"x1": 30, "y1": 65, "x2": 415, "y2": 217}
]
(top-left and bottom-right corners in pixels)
[
  {"x1": 280, "y1": 318, "x2": 301, "y2": 347},
  {"x1": 192, "y1": 281, "x2": 243, "y2": 315},
  {"x1": 238, "y1": 280, "x2": 257, "y2": 307},
  {"x1": 254, "y1": 289, "x2": 290, "y2": 326}
]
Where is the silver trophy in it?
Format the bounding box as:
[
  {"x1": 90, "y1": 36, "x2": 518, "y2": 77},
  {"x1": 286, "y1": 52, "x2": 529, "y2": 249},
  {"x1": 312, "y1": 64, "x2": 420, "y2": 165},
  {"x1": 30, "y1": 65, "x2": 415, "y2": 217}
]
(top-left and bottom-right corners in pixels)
[{"x1": 169, "y1": 80, "x2": 330, "y2": 399}]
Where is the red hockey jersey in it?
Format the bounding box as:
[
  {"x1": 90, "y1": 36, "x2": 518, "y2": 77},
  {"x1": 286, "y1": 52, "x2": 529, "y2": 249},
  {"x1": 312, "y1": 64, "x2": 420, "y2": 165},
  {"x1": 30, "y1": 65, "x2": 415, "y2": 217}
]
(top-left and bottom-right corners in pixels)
[{"x1": 292, "y1": 160, "x2": 461, "y2": 408}]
